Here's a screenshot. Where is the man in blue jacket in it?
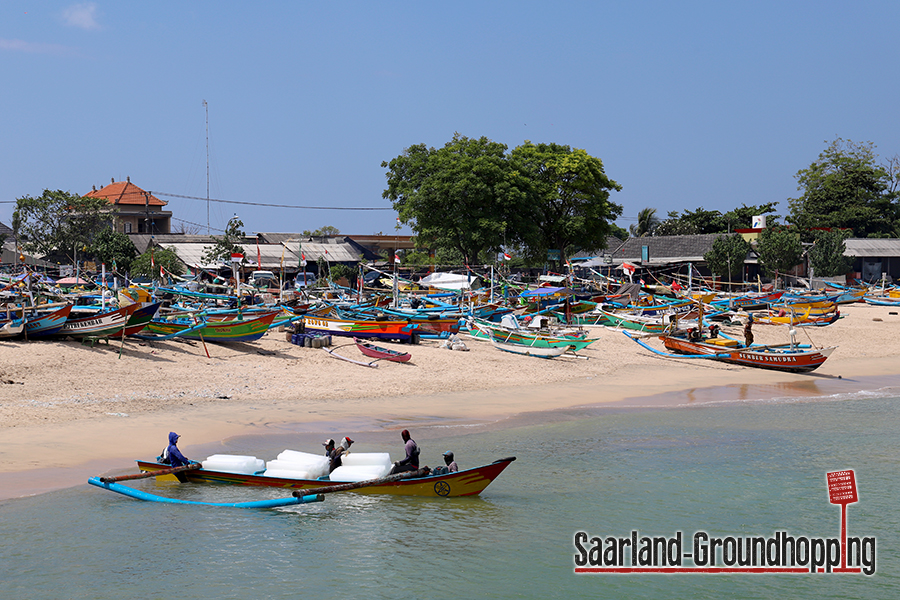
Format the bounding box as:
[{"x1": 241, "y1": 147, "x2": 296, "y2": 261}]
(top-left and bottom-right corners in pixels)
[{"x1": 161, "y1": 432, "x2": 191, "y2": 467}]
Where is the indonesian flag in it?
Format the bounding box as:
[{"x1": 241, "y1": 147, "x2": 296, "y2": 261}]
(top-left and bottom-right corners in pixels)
[
  {"x1": 150, "y1": 247, "x2": 155, "y2": 268},
  {"x1": 622, "y1": 262, "x2": 636, "y2": 276},
  {"x1": 503, "y1": 252, "x2": 511, "y2": 261},
  {"x1": 256, "y1": 237, "x2": 262, "y2": 269},
  {"x1": 300, "y1": 252, "x2": 307, "y2": 267},
  {"x1": 160, "y1": 265, "x2": 165, "y2": 278},
  {"x1": 394, "y1": 253, "x2": 401, "y2": 264}
]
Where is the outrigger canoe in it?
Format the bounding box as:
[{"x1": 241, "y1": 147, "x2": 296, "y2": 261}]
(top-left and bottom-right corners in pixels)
[
  {"x1": 354, "y1": 337, "x2": 411, "y2": 362},
  {"x1": 653, "y1": 333, "x2": 835, "y2": 373},
  {"x1": 59, "y1": 304, "x2": 139, "y2": 338},
  {"x1": 144, "y1": 311, "x2": 277, "y2": 343},
  {"x1": 135, "y1": 456, "x2": 517, "y2": 497}
]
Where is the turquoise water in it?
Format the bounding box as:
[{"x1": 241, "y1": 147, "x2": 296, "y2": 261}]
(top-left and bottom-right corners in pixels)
[{"x1": 2, "y1": 387, "x2": 899, "y2": 599}]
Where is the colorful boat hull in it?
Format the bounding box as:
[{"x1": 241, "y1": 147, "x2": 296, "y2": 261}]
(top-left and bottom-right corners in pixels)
[
  {"x1": 302, "y1": 315, "x2": 416, "y2": 342},
  {"x1": 354, "y1": 338, "x2": 412, "y2": 362},
  {"x1": 135, "y1": 457, "x2": 516, "y2": 497},
  {"x1": 59, "y1": 304, "x2": 138, "y2": 338},
  {"x1": 661, "y1": 335, "x2": 834, "y2": 372},
  {"x1": 144, "y1": 311, "x2": 277, "y2": 342},
  {"x1": 123, "y1": 301, "x2": 163, "y2": 336},
  {"x1": 25, "y1": 304, "x2": 74, "y2": 338}
]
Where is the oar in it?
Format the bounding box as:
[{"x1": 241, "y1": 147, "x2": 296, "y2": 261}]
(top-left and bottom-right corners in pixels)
[
  {"x1": 291, "y1": 468, "x2": 429, "y2": 497},
  {"x1": 99, "y1": 462, "x2": 201, "y2": 483}
]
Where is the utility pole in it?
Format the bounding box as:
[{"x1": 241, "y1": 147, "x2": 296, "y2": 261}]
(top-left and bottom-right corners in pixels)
[{"x1": 203, "y1": 99, "x2": 210, "y2": 235}]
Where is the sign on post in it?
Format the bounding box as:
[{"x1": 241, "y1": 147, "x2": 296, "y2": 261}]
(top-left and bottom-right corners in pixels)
[{"x1": 826, "y1": 470, "x2": 858, "y2": 570}]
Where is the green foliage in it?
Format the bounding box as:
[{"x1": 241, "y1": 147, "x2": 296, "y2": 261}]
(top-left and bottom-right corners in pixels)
[
  {"x1": 654, "y1": 210, "x2": 699, "y2": 236},
  {"x1": 722, "y1": 203, "x2": 779, "y2": 229},
  {"x1": 383, "y1": 133, "x2": 535, "y2": 264},
  {"x1": 629, "y1": 207, "x2": 659, "y2": 237},
  {"x1": 201, "y1": 217, "x2": 246, "y2": 267},
  {"x1": 654, "y1": 203, "x2": 781, "y2": 236},
  {"x1": 131, "y1": 246, "x2": 184, "y2": 278},
  {"x1": 788, "y1": 138, "x2": 898, "y2": 238},
  {"x1": 608, "y1": 223, "x2": 629, "y2": 240},
  {"x1": 704, "y1": 234, "x2": 750, "y2": 280},
  {"x1": 90, "y1": 228, "x2": 137, "y2": 273},
  {"x1": 14, "y1": 190, "x2": 111, "y2": 260},
  {"x1": 509, "y1": 141, "x2": 622, "y2": 264},
  {"x1": 755, "y1": 227, "x2": 803, "y2": 279},
  {"x1": 329, "y1": 263, "x2": 356, "y2": 286},
  {"x1": 303, "y1": 225, "x2": 340, "y2": 236},
  {"x1": 808, "y1": 229, "x2": 854, "y2": 277}
]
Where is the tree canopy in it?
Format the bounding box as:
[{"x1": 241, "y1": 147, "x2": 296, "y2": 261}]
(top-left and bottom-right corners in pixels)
[
  {"x1": 704, "y1": 234, "x2": 751, "y2": 280},
  {"x1": 629, "y1": 207, "x2": 659, "y2": 237},
  {"x1": 383, "y1": 134, "x2": 621, "y2": 266},
  {"x1": 131, "y1": 246, "x2": 185, "y2": 278},
  {"x1": 808, "y1": 228, "x2": 854, "y2": 278},
  {"x1": 90, "y1": 228, "x2": 137, "y2": 273},
  {"x1": 788, "y1": 138, "x2": 899, "y2": 238},
  {"x1": 201, "y1": 216, "x2": 246, "y2": 267},
  {"x1": 755, "y1": 226, "x2": 803, "y2": 279},
  {"x1": 13, "y1": 190, "x2": 110, "y2": 260}
]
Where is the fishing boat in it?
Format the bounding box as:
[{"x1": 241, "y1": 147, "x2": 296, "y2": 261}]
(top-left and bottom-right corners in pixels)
[
  {"x1": 59, "y1": 304, "x2": 139, "y2": 338},
  {"x1": 489, "y1": 337, "x2": 568, "y2": 358},
  {"x1": 354, "y1": 337, "x2": 412, "y2": 362},
  {"x1": 302, "y1": 315, "x2": 418, "y2": 343},
  {"x1": 143, "y1": 311, "x2": 278, "y2": 343},
  {"x1": 0, "y1": 317, "x2": 25, "y2": 339},
  {"x1": 468, "y1": 318, "x2": 597, "y2": 352},
  {"x1": 122, "y1": 301, "x2": 163, "y2": 336},
  {"x1": 24, "y1": 303, "x2": 74, "y2": 338},
  {"x1": 627, "y1": 329, "x2": 835, "y2": 373},
  {"x1": 134, "y1": 456, "x2": 517, "y2": 497}
]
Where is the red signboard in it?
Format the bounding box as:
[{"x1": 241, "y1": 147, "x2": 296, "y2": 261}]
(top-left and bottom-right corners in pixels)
[{"x1": 826, "y1": 470, "x2": 858, "y2": 505}]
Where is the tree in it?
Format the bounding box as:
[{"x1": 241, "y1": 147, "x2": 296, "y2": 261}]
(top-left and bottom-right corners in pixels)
[
  {"x1": 303, "y1": 225, "x2": 341, "y2": 236},
  {"x1": 788, "y1": 138, "x2": 899, "y2": 238},
  {"x1": 201, "y1": 216, "x2": 246, "y2": 267},
  {"x1": 721, "y1": 202, "x2": 779, "y2": 230},
  {"x1": 808, "y1": 229, "x2": 854, "y2": 278},
  {"x1": 755, "y1": 226, "x2": 803, "y2": 281},
  {"x1": 704, "y1": 234, "x2": 750, "y2": 281},
  {"x1": 383, "y1": 133, "x2": 535, "y2": 265},
  {"x1": 654, "y1": 210, "x2": 699, "y2": 236},
  {"x1": 629, "y1": 207, "x2": 659, "y2": 237},
  {"x1": 130, "y1": 246, "x2": 185, "y2": 278},
  {"x1": 13, "y1": 190, "x2": 111, "y2": 260},
  {"x1": 90, "y1": 228, "x2": 137, "y2": 273},
  {"x1": 509, "y1": 141, "x2": 622, "y2": 264}
]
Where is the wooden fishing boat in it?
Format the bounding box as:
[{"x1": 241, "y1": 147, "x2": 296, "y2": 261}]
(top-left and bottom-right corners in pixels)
[
  {"x1": 24, "y1": 303, "x2": 74, "y2": 338},
  {"x1": 144, "y1": 311, "x2": 278, "y2": 343},
  {"x1": 489, "y1": 337, "x2": 568, "y2": 358},
  {"x1": 655, "y1": 333, "x2": 835, "y2": 372},
  {"x1": 709, "y1": 290, "x2": 785, "y2": 311},
  {"x1": 123, "y1": 301, "x2": 163, "y2": 336},
  {"x1": 468, "y1": 318, "x2": 597, "y2": 351},
  {"x1": 302, "y1": 315, "x2": 417, "y2": 343},
  {"x1": 752, "y1": 307, "x2": 841, "y2": 327},
  {"x1": 0, "y1": 317, "x2": 25, "y2": 339},
  {"x1": 134, "y1": 456, "x2": 517, "y2": 497},
  {"x1": 59, "y1": 304, "x2": 139, "y2": 338},
  {"x1": 354, "y1": 337, "x2": 412, "y2": 362}
]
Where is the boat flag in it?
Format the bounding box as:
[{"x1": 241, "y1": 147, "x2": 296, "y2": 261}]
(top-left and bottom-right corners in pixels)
[
  {"x1": 160, "y1": 265, "x2": 165, "y2": 278},
  {"x1": 622, "y1": 262, "x2": 636, "y2": 276},
  {"x1": 394, "y1": 253, "x2": 401, "y2": 265},
  {"x1": 503, "y1": 252, "x2": 511, "y2": 261},
  {"x1": 150, "y1": 246, "x2": 155, "y2": 268},
  {"x1": 256, "y1": 236, "x2": 262, "y2": 269}
]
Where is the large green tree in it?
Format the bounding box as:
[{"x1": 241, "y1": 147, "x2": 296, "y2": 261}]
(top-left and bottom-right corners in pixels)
[
  {"x1": 755, "y1": 226, "x2": 803, "y2": 281},
  {"x1": 509, "y1": 141, "x2": 622, "y2": 263},
  {"x1": 704, "y1": 234, "x2": 751, "y2": 280},
  {"x1": 383, "y1": 134, "x2": 535, "y2": 265},
  {"x1": 13, "y1": 190, "x2": 111, "y2": 260},
  {"x1": 90, "y1": 228, "x2": 137, "y2": 273},
  {"x1": 788, "y1": 138, "x2": 898, "y2": 238},
  {"x1": 201, "y1": 216, "x2": 247, "y2": 267},
  {"x1": 808, "y1": 229, "x2": 854, "y2": 278},
  {"x1": 130, "y1": 246, "x2": 185, "y2": 278},
  {"x1": 629, "y1": 207, "x2": 659, "y2": 237}
]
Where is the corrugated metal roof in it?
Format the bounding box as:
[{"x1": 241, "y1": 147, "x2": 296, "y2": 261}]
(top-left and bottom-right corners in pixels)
[
  {"x1": 844, "y1": 238, "x2": 900, "y2": 257},
  {"x1": 158, "y1": 239, "x2": 365, "y2": 270}
]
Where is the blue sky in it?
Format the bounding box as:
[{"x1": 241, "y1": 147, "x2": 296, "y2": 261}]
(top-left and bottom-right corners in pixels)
[{"x1": 2, "y1": 1, "x2": 899, "y2": 238}]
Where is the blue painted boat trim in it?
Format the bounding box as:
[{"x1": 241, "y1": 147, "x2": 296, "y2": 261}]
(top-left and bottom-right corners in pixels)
[{"x1": 87, "y1": 477, "x2": 324, "y2": 508}]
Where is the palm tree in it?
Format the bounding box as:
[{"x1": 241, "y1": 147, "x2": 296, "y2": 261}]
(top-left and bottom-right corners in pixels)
[{"x1": 629, "y1": 207, "x2": 659, "y2": 237}]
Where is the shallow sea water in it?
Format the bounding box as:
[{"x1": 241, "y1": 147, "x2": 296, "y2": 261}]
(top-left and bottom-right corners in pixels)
[{"x1": 2, "y1": 387, "x2": 899, "y2": 599}]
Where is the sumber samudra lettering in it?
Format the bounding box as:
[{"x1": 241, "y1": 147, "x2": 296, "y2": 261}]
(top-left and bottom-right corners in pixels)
[{"x1": 574, "y1": 530, "x2": 875, "y2": 575}]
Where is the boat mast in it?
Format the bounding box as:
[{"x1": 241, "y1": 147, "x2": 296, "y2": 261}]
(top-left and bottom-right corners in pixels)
[{"x1": 203, "y1": 99, "x2": 210, "y2": 235}]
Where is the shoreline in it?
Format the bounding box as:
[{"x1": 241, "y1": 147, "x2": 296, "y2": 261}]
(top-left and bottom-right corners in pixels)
[{"x1": 2, "y1": 303, "x2": 899, "y2": 500}]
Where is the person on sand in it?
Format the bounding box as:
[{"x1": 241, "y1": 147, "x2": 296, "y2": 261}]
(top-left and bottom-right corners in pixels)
[
  {"x1": 159, "y1": 432, "x2": 191, "y2": 467},
  {"x1": 744, "y1": 316, "x2": 754, "y2": 347},
  {"x1": 390, "y1": 429, "x2": 420, "y2": 474}
]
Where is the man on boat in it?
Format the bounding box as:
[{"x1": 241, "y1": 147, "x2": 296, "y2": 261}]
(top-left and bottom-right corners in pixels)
[
  {"x1": 161, "y1": 432, "x2": 191, "y2": 467},
  {"x1": 442, "y1": 451, "x2": 458, "y2": 473},
  {"x1": 744, "y1": 315, "x2": 754, "y2": 346},
  {"x1": 325, "y1": 437, "x2": 354, "y2": 472},
  {"x1": 390, "y1": 429, "x2": 420, "y2": 474}
]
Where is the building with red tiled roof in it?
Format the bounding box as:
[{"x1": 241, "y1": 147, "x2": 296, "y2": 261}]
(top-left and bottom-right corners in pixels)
[{"x1": 85, "y1": 177, "x2": 172, "y2": 234}]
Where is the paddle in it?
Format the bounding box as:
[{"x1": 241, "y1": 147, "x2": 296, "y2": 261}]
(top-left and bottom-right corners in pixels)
[
  {"x1": 99, "y1": 462, "x2": 201, "y2": 483},
  {"x1": 291, "y1": 468, "x2": 429, "y2": 497}
]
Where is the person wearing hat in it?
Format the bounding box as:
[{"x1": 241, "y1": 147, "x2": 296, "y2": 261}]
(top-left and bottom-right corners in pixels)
[
  {"x1": 324, "y1": 436, "x2": 354, "y2": 473},
  {"x1": 159, "y1": 431, "x2": 191, "y2": 467},
  {"x1": 442, "y1": 451, "x2": 458, "y2": 473},
  {"x1": 390, "y1": 429, "x2": 420, "y2": 475}
]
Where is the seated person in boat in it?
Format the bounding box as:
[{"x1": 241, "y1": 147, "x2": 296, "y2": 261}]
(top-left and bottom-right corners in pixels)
[
  {"x1": 389, "y1": 429, "x2": 420, "y2": 474},
  {"x1": 159, "y1": 432, "x2": 192, "y2": 467},
  {"x1": 432, "y1": 451, "x2": 458, "y2": 475}
]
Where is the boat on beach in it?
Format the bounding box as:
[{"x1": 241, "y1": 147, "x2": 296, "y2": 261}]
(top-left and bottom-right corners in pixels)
[
  {"x1": 134, "y1": 456, "x2": 517, "y2": 497},
  {"x1": 354, "y1": 337, "x2": 412, "y2": 362},
  {"x1": 143, "y1": 310, "x2": 278, "y2": 343},
  {"x1": 59, "y1": 304, "x2": 139, "y2": 338}
]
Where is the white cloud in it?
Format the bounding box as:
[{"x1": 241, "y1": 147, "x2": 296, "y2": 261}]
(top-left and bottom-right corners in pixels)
[
  {"x1": 0, "y1": 38, "x2": 71, "y2": 55},
  {"x1": 61, "y1": 3, "x2": 101, "y2": 31}
]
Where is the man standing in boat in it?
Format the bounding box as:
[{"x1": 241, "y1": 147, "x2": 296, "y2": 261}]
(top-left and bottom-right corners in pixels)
[
  {"x1": 390, "y1": 429, "x2": 420, "y2": 474},
  {"x1": 324, "y1": 437, "x2": 354, "y2": 473}
]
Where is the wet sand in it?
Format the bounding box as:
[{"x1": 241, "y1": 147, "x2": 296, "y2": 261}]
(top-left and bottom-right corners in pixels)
[{"x1": 2, "y1": 302, "x2": 899, "y2": 500}]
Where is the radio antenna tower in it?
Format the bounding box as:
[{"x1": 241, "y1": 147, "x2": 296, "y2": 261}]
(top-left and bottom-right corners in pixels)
[{"x1": 203, "y1": 99, "x2": 210, "y2": 235}]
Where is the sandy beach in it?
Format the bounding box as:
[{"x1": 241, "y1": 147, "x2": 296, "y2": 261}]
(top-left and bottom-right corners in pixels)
[{"x1": 2, "y1": 302, "x2": 899, "y2": 500}]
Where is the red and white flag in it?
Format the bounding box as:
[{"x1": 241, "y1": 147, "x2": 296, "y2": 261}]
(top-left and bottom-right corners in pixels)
[
  {"x1": 622, "y1": 262, "x2": 636, "y2": 276},
  {"x1": 503, "y1": 252, "x2": 511, "y2": 261},
  {"x1": 256, "y1": 237, "x2": 262, "y2": 269},
  {"x1": 160, "y1": 265, "x2": 165, "y2": 278},
  {"x1": 394, "y1": 253, "x2": 401, "y2": 264}
]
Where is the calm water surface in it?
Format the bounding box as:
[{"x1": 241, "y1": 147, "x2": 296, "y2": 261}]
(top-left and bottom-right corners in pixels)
[{"x1": 2, "y1": 387, "x2": 899, "y2": 599}]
